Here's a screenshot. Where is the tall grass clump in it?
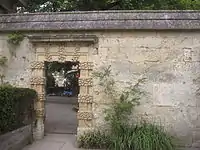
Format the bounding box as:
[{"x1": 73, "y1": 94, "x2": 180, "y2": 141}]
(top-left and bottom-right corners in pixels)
[
  {"x1": 132, "y1": 122, "x2": 175, "y2": 150},
  {"x1": 78, "y1": 65, "x2": 177, "y2": 150}
]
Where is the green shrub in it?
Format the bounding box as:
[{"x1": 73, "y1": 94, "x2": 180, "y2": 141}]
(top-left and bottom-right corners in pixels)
[
  {"x1": 7, "y1": 32, "x2": 24, "y2": 45},
  {"x1": 106, "y1": 122, "x2": 176, "y2": 150},
  {"x1": 78, "y1": 66, "x2": 177, "y2": 150},
  {"x1": 132, "y1": 122, "x2": 175, "y2": 150},
  {"x1": 77, "y1": 130, "x2": 110, "y2": 149},
  {"x1": 0, "y1": 86, "x2": 37, "y2": 135},
  {"x1": 78, "y1": 123, "x2": 176, "y2": 150},
  {"x1": 108, "y1": 124, "x2": 135, "y2": 150}
]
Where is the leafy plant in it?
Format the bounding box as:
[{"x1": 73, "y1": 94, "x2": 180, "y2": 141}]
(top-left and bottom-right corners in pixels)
[
  {"x1": 104, "y1": 78, "x2": 145, "y2": 133},
  {"x1": 132, "y1": 122, "x2": 175, "y2": 150},
  {"x1": 78, "y1": 65, "x2": 176, "y2": 150},
  {"x1": 93, "y1": 65, "x2": 118, "y2": 101},
  {"x1": 107, "y1": 124, "x2": 135, "y2": 150},
  {"x1": 0, "y1": 86, "x2": 37, "y2": 135},
  {"x1": 7, "y1": 32, "x2": 24, "y2": 45}
]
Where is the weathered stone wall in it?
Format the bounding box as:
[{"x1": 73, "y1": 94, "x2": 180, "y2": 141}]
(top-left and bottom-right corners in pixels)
[
  {"x1": 91, "y1": 31, "x2": 200, "y2": 148},
  {"x1": 0, "y1": 35, "x2": 35, "y2": 87},
  {"x1": 0, "y1": 10, "x2": 200, "y2": 148},
  {"x1": 0, "y1": 31, "x2": 200, "y2": 148},
  {"x1": 0, "y1": 125, "x2": 32, "y2": 150}
]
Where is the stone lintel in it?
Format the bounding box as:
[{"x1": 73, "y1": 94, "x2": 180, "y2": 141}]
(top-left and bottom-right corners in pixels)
[{"x1": 27, "y1": 34, "x2": 98, "y2": 44}]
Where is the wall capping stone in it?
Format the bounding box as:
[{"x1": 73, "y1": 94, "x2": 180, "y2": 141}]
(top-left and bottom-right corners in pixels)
[
  {"x1": 27, "y1": 34, "x2": 98, "y2": 43},
  {"x1": 0, "y1": 125, "x2": 32, "y2": 150},
  {"x1": 0, "y1": 10, "x2": 200, "y2": 31}
]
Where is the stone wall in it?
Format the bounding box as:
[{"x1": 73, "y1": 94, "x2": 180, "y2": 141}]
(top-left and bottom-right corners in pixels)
[
  {"x1": 0, "y1": 11, "x2": 200, "y2": 148},
  {"x1": 91, "y1": 31, "x2": 200, "y2": 148},
  {"x1": 0, "y1": 125, "x2": 32, "y2": 150},
  {"x1": 0, "y1": 35, "x2": 35, "y2": 87},
  {"x1": 0, "y1": 30, "x2": 200, "y2": 148}
]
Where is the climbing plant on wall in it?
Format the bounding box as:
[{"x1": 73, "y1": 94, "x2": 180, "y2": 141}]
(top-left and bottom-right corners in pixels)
[
  {"x1": 78, "y1": 65, "x2": 176, "y2": 150},
  {"x1": 7, "y1": 32, "x2": 24, "y2": 46},
  {"x1": 7, "y1": 32, "x2": 25, "y2": 57}
]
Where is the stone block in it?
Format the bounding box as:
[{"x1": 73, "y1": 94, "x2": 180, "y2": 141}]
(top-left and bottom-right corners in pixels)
[
  {"x1": 152, "y1": 83, "x2": 195, "y2": 107},
  {"x1": 134, "y1": 37, "x2": 163, "y2": 48},
  {"x1": 118, "y1": 37, "x2": 136, "y2": 47}
]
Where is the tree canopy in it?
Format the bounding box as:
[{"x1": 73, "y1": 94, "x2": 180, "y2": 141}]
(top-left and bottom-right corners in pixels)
[{"x1": 26, "y1": 0, "x2": 200, "y2": 12}]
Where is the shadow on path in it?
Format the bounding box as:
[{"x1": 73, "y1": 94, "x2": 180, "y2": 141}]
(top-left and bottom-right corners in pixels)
[{"x1": 45, "y1": 96, "x2": 78, "y2": 134}]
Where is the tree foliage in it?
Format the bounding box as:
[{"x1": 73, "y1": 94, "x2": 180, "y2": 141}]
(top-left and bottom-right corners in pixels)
[
  {"x1": 26, "y1": 0, "x2": 200, "y2": 12},
  {"x1": 0, "y1": 86, "x2": 36, "y2": 134}
]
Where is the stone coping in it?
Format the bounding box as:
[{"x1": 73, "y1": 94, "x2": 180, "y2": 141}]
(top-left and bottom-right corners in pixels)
[
  {"x1": 0, "y1": 10, "x2": 200, "y2": 31},
  {"x1": 0, "y1": 125, "x2": 32, "y2": 150}
]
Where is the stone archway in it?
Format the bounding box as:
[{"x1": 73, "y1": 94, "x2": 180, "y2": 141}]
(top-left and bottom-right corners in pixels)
[{"x1": 28, "y1": 34, "x2": 98, "y2": 140}]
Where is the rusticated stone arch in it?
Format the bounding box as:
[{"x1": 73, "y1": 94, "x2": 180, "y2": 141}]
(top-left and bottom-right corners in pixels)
[{"x1": 28, "y1": 34, "x2": 98, "y2": 140}]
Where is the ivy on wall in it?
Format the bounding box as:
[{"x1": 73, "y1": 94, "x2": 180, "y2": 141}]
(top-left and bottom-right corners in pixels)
[
  {"x1": 0, "y1": 32, "x2": 25, "y2": 84},
  {"x1": 7, "y1": 32, "x2": 25, "y2": 57},
  {"x1": 7, "y1": 32, "x2": 24, "y2": 46}
]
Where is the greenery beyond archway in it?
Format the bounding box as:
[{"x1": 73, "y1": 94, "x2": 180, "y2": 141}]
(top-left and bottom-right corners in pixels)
[{"x1": 45, "y1": 61, "x2": 80, "y2": 96}]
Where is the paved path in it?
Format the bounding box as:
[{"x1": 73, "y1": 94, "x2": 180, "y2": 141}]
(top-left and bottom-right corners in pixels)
[
  {"x1": 23, "y1": 96, "x2": 81, "y2": 150},
  {"x1": 45, "y1": 96, "x2": 78, "y2": 134},
  {"x1": 23, "y1": 134, "x2": 81, "y2": 150}
]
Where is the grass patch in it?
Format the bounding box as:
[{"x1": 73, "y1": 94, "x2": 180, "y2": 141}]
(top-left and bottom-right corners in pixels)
[
  {"x1": 132, "y1": 122, "x2": 175, "y2": 150},
  {"x1": 78, "y1": 123, "x2": 176, "y2": 150}
]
